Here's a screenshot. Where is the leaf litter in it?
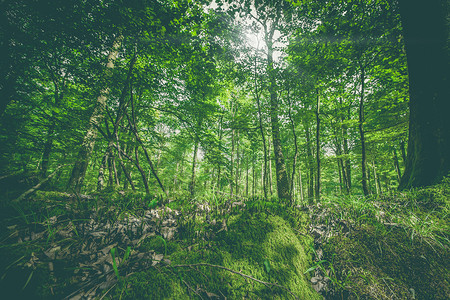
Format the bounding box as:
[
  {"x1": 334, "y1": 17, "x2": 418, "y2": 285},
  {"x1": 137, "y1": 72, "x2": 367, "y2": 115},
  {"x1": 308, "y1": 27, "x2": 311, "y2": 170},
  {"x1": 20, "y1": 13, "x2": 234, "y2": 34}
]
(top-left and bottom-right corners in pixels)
[{"x1": 0, "y1": 195, "x2": 180, "y2": 299}]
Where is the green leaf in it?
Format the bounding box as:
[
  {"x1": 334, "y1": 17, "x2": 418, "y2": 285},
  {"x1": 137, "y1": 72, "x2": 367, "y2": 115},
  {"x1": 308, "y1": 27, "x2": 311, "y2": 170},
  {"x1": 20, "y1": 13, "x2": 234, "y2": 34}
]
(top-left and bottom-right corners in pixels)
[
  {"x1": 123, "y1": 246, "x2": 132, "y2": 261},
  {"x1": 22, "y1": 271, "x2": 34, "y2": 290},
  {"x1": 263, "y1": 259, "x2": 271, "y2": 274},
  {"x1": 111, "y1": 247, "x2": 120, "y2": 279},
  {"x1": 304, "y1": 260, "x2": 327, "y2": 274}
]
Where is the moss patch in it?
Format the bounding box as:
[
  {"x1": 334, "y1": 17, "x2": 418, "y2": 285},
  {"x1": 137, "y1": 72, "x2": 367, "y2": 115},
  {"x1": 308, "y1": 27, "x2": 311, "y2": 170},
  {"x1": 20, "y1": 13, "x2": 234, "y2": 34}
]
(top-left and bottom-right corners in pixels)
[
  {"x1": 111, "y1": 212, "x2": 320, "y2": 299},
  {"x1": 322, "y1": 224, "x2": 449, "y2": 299}
]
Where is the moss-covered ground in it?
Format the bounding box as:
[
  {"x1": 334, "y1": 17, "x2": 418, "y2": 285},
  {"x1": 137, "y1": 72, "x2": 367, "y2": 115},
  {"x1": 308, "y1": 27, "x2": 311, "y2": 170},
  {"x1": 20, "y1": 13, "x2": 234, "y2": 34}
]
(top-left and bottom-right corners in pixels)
[
  {"x1": 109, "y1": 211, "x2": 320, "y2": 300},
  {"x1": 0, "y1": 175, "x2": 449, "y2": 299},
  {"x1": 309, "y1": 179, "x2": 450, "y2": 299},
  {"x1": 0, "y1": 187, "x2": 320, "y2": 299}
]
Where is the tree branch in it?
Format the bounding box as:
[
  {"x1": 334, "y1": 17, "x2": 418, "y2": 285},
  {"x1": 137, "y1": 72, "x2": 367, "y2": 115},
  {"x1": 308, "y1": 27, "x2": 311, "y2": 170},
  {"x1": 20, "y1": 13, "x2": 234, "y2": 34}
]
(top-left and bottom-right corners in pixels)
[{"x1": 170, "y1": 263, "x2": 299, "y2": 300}]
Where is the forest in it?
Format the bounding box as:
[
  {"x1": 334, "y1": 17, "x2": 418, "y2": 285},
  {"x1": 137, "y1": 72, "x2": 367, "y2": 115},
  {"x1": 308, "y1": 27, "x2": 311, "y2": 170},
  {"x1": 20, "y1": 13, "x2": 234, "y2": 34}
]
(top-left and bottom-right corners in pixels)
[{"x1": 0, "y1": 0, "x2": 448, "y2": 299}]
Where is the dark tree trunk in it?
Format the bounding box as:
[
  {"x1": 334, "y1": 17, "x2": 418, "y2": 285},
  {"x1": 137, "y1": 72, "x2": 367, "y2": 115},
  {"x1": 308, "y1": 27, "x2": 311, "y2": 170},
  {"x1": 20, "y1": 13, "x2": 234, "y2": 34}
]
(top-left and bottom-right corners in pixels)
[
  {"x1": 67, "y1": 37, "x2": 122, "y2": 193},
  {"x1": 304, "y1": 120, "x2": 315, "y2": 201},
  {"x1": 398, "y1": 0, "x2": 450, "y2": 189},
  {"x1": 189, "y1": 140, "x2": 199, "y2": 197},
  {"x1": 343, "y1": 128, "x2": 351, "y2": 191},
  {"x1": 230, "y1": 127, "x2": 235, "y2": 197},
  {"x1": 254, "y1": 58, "x2": 268, "y2": 200},
  {"x1": 266, "y1": 37, "x2": 290, "y2": 202},
  {"x1": 358, "y1": 66, "x2": 369, "y2": 196},
  {"x1": 393, "y1": 148, "x2": 402, "y2": 182},
  {"x1": 287, "y1": 88, "x2": 298, "y2": 203},
  {"x1": 134, "y1": 146, "x2": 150, "y2": 194},
  {"x1": 246, "y1": 155, "x2": 249, "y2": 197},
  {"x1": 267, "y1": 136, "x2": 273, "y2": 196},
  {"x1": 97, "y1": 146, "x2": 109, "y2": 191},
  {"x1": 315, "y1": 90, "x2": 321, "y2": 200},
  {"x1": 235, "y1": 132, "x2": 240, "y2": 196}
]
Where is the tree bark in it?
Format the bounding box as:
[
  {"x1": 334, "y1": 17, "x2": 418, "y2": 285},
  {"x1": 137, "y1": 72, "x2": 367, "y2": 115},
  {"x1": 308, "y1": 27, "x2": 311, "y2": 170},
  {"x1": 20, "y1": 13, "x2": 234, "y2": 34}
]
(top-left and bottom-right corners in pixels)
[
  {"x1": 134, "y1": 146, "x2": 150, "y2": 194},
  {"x1": 315, "y1": 89, "x2": 321, "y2": 200},
  {"x1": 189, "y1": 140, "x2": 199, "y2": 197},
  {"x1": 230, "y1": 126, "x2": 235, "y2": 197},
  {"x1": 358, "y1": 66, "x2": 369, "y2": 196},
  {"x1": 254, "y1": 55, "x2": 268, "y2": 200},
  {"x1": 67, "y1": 36, "x2": 122, "y2": 193},
  {"x1": 246, "y1": 155, "x2": 249, "y2": 197},
  {"x1": 235, "y1": 132, "x2": 240, "y2": 196},
  {"x1": 373, "y1": 160, "x2": 380, "y2": 195},
  {"x1": 304, "y1": 120, "x2": 315, "y2": 202},
  {"x1": 266, "y1": 36, "x2": 290, "y2": 202},
  {"x1": 398, "y1": 0, "x2": 450, "y2": 189},
  {"x1": 287, "y1": 88, "x2": 298, "y2": 204},
  {"x1": 267, "y1": 136, "x2": 273, "y2": 196},
  {"x1": 298, "y1": 164, "x2": 304, "y2": 202},
  {"x1": 40, "y1": 74, "x2": 64, "y2": 178}
]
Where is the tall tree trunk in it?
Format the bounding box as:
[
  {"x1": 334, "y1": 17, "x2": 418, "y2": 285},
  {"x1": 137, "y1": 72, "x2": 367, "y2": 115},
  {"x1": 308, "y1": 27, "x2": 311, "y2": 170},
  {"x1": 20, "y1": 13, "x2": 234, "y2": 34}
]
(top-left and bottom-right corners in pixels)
[
  {"x1": 230, "y1": 127, "x2": 235, "y2": 197},
  {"x1": 189, "y1": 141, "x2": 199, "y2": 197},
  {"x1": 287, "y1": 88, "x2": 298, "y2": 203},
  {"x1": 246, "y1": 155, "x2": 249, "y2": 197},
  {"x1": 67, "y1": 36, "x2": 122, "y2": 193},
  {"x1": 343, "y1": 127, "x2": 351, "y2": 191},
  {"x1": 266, "y1": 33, "x2": 290, "y2": 202},
  {"x1": 235, "y1": 132, "x2": 240, "y2": 196},
  {"x1": 122, "y1": 142, "x2": 134, "y2": 190},
  {"x1": 315, "y1": 89, "x2": 321, "y2": 201},
  {"x1": 358, "y1": 66, "x2": 369, "y2": 196},
  {"x1": 298, "y1": 164, "x2": 304, "y2": 203},
  {"x1": 304, "y1": 120, "x2": 315, "y2": 201},
  {"x1": 252, "y1": 153, "x2": 256, "y2": 198},
  {"x1": 267, "y1": 136, "x2": 273, "y2": 196},
  {"x1": 340, "y1": 97, "x2": 352, "y2": 192},
  {"x1": 128, "y1": 85, "x2": 167, "y2": 196},
  {"x1": 337, "y1": 158, "x2": 343, "y2": 194},
  {"x1": 254, "y1": 56, "x2": 268, "y2": 200},
  {"x1": 134, "y1": 146, "x2": 150, "y2": 194},
  {"x1": 398, "y1": 0, "x2": 450, "y2": 189},
  {"x1": 393, "y1": 148, "x2": 402, "y2": 182},
  {"x1": 97, "y1": 146, "x2": 109, "y2": 191},
  {"x1": 40, "y1": 78, "x2": 64, "y2": 178},
  {"x1": 373, "y1": 160, "x2": 380, "y2": 195},
  {"x1": 217, "y1": 114, "x2": 224, "y2": 191}
]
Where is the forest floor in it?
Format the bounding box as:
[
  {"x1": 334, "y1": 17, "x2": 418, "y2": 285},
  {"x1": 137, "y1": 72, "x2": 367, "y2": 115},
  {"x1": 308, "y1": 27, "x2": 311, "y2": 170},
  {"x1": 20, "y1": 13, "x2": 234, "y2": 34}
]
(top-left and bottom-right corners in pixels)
[{"x1": 0, "y1": 176, "x2": 449, "y2": 299}]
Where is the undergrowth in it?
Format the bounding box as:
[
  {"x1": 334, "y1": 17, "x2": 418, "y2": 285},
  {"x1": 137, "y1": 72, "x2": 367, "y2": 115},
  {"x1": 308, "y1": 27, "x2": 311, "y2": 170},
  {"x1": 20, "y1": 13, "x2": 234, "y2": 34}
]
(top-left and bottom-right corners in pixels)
[
  {"x1": 0, "y1": 189, "x2": 319, "y2": 299},
  {"x1": 311, "y1": 178, "x2": 450, "y2": 299},
  {"x1": 1, "y1": 176, "x2": 449, "y2": 299}
]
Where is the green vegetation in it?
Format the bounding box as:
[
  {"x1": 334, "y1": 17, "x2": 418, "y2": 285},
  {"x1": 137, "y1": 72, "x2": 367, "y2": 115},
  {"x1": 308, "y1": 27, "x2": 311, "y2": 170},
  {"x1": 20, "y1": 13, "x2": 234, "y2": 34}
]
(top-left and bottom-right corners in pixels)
[
  {"x1": 309, "y1": 179, "x2": 450, "y2": 299},
  {"x1": 1, "y1": 0, "x2": 449, "y2": 299}
]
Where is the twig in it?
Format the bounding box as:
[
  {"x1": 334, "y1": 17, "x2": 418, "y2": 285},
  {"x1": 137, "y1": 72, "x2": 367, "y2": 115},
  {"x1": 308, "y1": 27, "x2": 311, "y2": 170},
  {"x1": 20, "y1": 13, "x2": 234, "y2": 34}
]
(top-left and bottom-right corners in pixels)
[
  {"x1": 381, "y1": 278, "x2": 398, "y2": 299},
  {"x1": 0, "y1": 171, "x2": 21, "y2": 181},
  {"x1": 170, "y1": 263, "x2": 299, "y2": 300}
]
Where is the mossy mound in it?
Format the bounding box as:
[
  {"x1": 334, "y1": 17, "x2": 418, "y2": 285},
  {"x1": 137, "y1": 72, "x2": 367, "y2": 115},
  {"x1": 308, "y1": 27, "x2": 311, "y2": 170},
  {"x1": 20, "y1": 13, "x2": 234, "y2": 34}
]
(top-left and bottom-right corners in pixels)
[
  {"x1": 323, "y1": 224, "x2": 449, "y2": 299},
  {"x1": 110, "y1": 212, "x2": 320, "y2": 299},
  {"x1": 315, "y1": 180, "x2": 450, "y2": 299}
]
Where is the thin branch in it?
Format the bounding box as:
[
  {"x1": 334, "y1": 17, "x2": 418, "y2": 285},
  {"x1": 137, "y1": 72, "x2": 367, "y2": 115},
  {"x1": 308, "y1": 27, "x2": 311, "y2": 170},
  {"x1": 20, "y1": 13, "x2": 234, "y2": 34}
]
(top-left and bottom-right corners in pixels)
[
  {"x1": 13, "y1": 165, "x2": 64, "y2": 203},
  {"x1": 170, "y1": 263, "x2": 299, "y2": 300}
]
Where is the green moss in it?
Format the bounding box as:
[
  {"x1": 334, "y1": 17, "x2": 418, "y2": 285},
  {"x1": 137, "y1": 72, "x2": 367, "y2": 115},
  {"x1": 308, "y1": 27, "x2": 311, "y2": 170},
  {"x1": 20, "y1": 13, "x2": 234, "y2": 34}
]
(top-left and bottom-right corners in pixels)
[
  {"x1": 114, "y1": 211, "x2": 319, "y2": 299},
  {"x1": 110, "y1": 268, "x2": 187, "y2": 300},
  {"x1": 140, "y1": 236, "x2": 181, "y2": 256},
  {"x1": 323, "y1": 225, "x2": 450, "y2": 299}
]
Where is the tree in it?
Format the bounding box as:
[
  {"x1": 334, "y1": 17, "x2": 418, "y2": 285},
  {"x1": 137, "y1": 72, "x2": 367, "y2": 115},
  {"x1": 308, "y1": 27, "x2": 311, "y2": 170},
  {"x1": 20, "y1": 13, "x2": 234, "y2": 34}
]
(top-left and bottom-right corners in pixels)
[
  {"x1": 398, "y1": 0, "x2": 450, "y2": 189},
  {"x1": 67, "y1": 37, "x2": 122, "y2": 193}
]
